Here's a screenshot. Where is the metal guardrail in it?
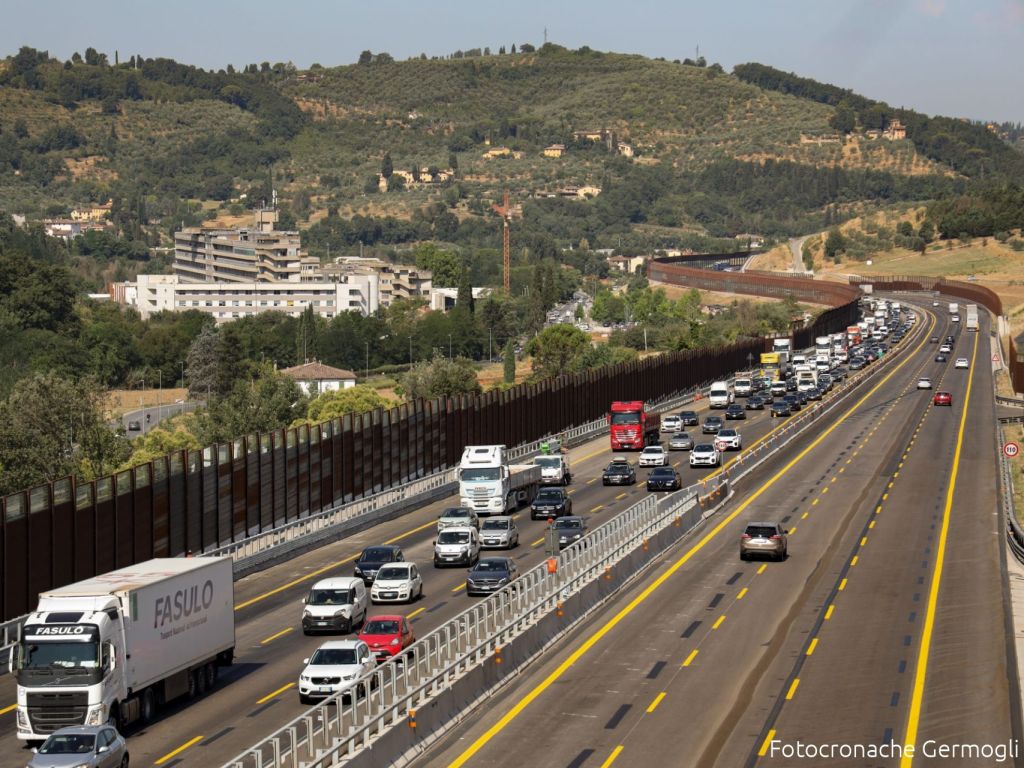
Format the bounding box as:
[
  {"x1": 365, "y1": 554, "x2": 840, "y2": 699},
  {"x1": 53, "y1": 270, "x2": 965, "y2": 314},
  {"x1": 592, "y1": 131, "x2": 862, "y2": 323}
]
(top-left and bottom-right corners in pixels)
[
  {"x1": 1000, "y1": 428, "x2": 1024, "y2": 564},
  {"x1": 998, "y1": 395, "x2": 1024, "y2": 407}
]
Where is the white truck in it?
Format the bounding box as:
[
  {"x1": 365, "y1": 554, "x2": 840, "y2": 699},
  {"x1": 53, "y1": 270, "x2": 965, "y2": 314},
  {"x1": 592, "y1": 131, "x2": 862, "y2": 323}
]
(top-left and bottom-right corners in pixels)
[
  {"x1": 815, "y1": 336, "x2": 832, "y2": 357},
  {"x1": 459, "y1": 445, "x2": 541, "y2": 515},
  {"x1": 533, "y1": 454, "x2": 572, "y2": 485},
  {"x1": 795, "y1": 364, "x2": 818, "y2": 392},
  {"x1": 965, "y1": 304, "x2": 979, "y2": 332},
  {"x1": 733, "y1": 374, "x2": 754, "y2": 398},
  {"x1": 11, "y1": 557, "x2": 235, "y2": 741},
  {"x1": 949, "y1": 302, "x2": 959, "y2": 315},
  {"x1": 708, "y1": 381, "x2": 734, "y2": 409}
]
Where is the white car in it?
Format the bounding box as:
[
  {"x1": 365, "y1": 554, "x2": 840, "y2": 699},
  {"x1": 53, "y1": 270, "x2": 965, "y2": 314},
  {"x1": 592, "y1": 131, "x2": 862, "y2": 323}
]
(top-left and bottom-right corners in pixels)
[
  {"x1": 714, "y1": 429, "x2": 742, "y2": 451},
  {"x1": 916, "y1": 377, "x2": 932, "y2": 389},
  {"x1": 639, "y1": 445, "x2": 669, "y2": 467},
  {"x1": 689, "y1": 443, "x2": 721, "y2": 467},
  {"x1": 939, "y1": 344, "x2": 953, "y2": 353},
  {"x1": 951, "y1": 314, "x2": 960, "y2": 322},
  {"x1": 955, "y1": 357, "x2": 969, "y2": 369},
  {"x1": 298, "y1": 640, "x2": 376, "y2": 704},
  {"x1": 661, "y1": 415, "x2": 682, "y2": 433},
  {"x1": 370, "y1": 562, "x2": 423, "y2": 604}
]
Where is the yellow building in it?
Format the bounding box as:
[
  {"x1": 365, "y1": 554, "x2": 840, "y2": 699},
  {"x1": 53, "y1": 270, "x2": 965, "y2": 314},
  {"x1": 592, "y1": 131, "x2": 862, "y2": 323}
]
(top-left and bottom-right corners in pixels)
[{"x1": 543, "y1": 144, "x2": 566, "y2": 158}]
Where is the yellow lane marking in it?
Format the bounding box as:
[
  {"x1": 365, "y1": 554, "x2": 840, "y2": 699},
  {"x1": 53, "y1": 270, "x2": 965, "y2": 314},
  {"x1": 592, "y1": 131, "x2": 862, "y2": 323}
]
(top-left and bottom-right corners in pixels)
[
  {"x1": 452, "y1": 583, "x2": 466, "y2": 593},
  {"x1": 445, "y1": 320, "x2": 933, "y2": 768},
  {"x1": 785, "y1": 678, "x2": 800, "y2": 700},
  {"x1": 838, "y1": 578, "x2": 848, "y2": 591},
  {"x1": 568, "y1": 489, "x2": 577, "y2": 495},
  {"x1": 587, "y1": 478, "x2": 597, "y2": 484},
  {"x1": 155, "y1": 735, "x2": 204, "y2": 765},
  {"x1": 788, "y1": 526, "x2": 797, "y2": 534},
  {"x1": 759, "y1": 729, "x2": 777, "y2": 757},
  {"x1": 757, "y1": 564, "x2": 767, "y2": 575},
  {"x1": 0, "y1": 703, "x2": 15, "y2": 716},
  {"x1": 831, "y1": 476, "x2": 837, "y2": 482},
  {"x1": 646, "y1": 692, "x2": 667, "y2": 713},
  {"x1": 591, "y1": 505, "x2": 604, "y2": 513},
  {"x1": 900, "y1": 331, "x2": 977, "y2": 768},
  {"x1": 736, "y1": 587, "x2": 748, "y2": 600},
  {"x1": 876, "y1": 505, "x2": 883, "y2": 514},
  {"x1": 821, "y1": 487, "x2": 829, "y2": 494},
  {"x1": 256, "y1": 682, "x2": 294, "y2": 705},
  {"x1": 850, "y1": 555, "x2": 859, "y2": 567},
  {"x1": 615, "y1": 493, "x2": 627, "y2": 500},
  {"x1": 824, "y1": 604, "x2": 834, "y2": 620},
  {"x1": 407, "y1": 607, "x2": 426, "y2": 619},
  {"x1": 801, "y1": 511, "x2": 809, "y2": 520},
  {"x1": 860, "y1": 537, "x2": 868, "y2": 547},
  {"x1": 812, "y1": 498, "x2": 819, "y2": 506},
  {"x1": 531, "y1": 537, "x2": 544, "y2": 547},
  {"x1": 806, "y1": 638, "x2": 819, "y2": 656},
  {"x1": 235, "y1": 554, "x2": 359, "y2": 610},
  {"x1": 260, "y1": 627, "x2": 293, "y2": 645},
  {"x1": 599, "y1": 746, "x2": 624, "y2": 768},
  {"x1": 869, "y1": 520, "x2": 876, "y2": 529},
  {"x1": 883, "y1": 493, "x2": 889, "y2": 501},
  {"x1": 682, "y1": 649, "x2": 699, "y2": 667},
  {"x1": 712, "y1": 615, "x2": 726, "y2": 630}
]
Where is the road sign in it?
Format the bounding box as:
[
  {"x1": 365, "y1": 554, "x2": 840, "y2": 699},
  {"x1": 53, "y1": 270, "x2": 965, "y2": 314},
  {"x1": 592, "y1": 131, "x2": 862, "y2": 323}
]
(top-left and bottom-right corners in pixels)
[
  {"x1": 1005, "y1": 442, "x2": 1020, "y2": 459},
  {"x1": 993, "y1": 354, "x2": 1000, "y2": 363}
]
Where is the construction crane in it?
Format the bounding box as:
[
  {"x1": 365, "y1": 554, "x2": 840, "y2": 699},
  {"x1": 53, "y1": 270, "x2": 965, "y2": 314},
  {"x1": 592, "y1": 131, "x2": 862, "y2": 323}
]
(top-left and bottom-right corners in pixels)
[{"x1": 492, "y1": 191, "x2": 513, "y2": 293}]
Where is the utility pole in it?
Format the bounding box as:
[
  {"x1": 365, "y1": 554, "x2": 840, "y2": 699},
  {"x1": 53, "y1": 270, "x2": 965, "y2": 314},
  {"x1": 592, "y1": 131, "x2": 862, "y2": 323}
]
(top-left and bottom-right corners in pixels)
[
  {"x1": 492, "y1": 191, "x2": 513, "y2": 293},
  {"x1": 365, "y1": 341, "x2": 369, "y2": 380}
]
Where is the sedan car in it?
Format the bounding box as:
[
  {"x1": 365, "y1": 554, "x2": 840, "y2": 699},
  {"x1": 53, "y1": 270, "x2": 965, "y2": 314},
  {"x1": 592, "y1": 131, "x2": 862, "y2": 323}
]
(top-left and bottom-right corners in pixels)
[
  {"x1": 805, "y1": 387, "x2": 822, "y2": 401},
  {"x1": 916, "y1": 377, "x2": 932, "y2": 390},
  {"x1": 678, "y1": 410, "x2": 699, "y2": 426},
  {"x1": 930, "y1": 336, "x2": 939, "y2": 344},
  {"x1": 745, "y1": 395, "x2": 765, "y2": 410},
  {"x1": 668, "y1": 431, "x2": 694, "y2": 451},
  {"x1": 714, "y1": 428, "x2": 742, "y2": 451},
  {"x1": 939, "y1": 344, "x2": 953, "y2": 353},
  {"x1": 725, "y1": 403, "x2": 747, "y2": 420},
  {"x1": 638, "y1": 445, "x2": 669, "y2": 467},
  {"x1": 955, "y1": 357, "x2": 969, "y2": 369},
  {"x1": 702, "y1": 415, "x2": 724, "y2": 434},
  {"x1": 647, "y1": 466, "x2": 682, "y2": 491},
  {"x1": 437, "y1": 506, "x2": 479, "y2": 532},
  {"x1": 934, "y1": 353, "x2": 947, "y2": 363},
  {"x1": 661, "y1": 415, "x2": 682, "y2": 433},
  {"x1": 27, "y1": 725, "x2": 128, "y2": 768},
  {"x1": 602, "y1": 458, "x2": 636, "y2": 485},
  {"x1": 770, "y1": 401, "x2": 792, "y2": 418},
  {"x1": 127, "y1": 420, "x2": 141, "y2": 432},
  {"x1": 849, "y1": 357, "x2": 866, "y2": 370},
  {"x1": 354, "y1": 545, "x2": 405, "y2": 585},
  {"x1": 740, "y1": 521, "x2": 788, "y2": 561},
  {"x1": 689, "y1": 443, "x2": 721, "y2": 468},
  {"x1": 551, "y1": 516, "x2": 588, "y2": 549},
  {"x1": 358, "y1": 615, "x2": 415, "y2": 662},
  {"x1": 480, "y1": 516, "x2": 519, "y2": 549},
  {"x1": 782, "y1": 394, "x2": 803, "y2": 412},
  {"x1": 370, "y1": 562, "x2": 423, "y2": 604},
  {"x1": 466, "y1": 557, "x2": 519, "y2": 595},
  {"x1": 298, "y1": 640, "x2": 376, "y2": 704},
  {"x1": 531, "y1": 486, "x2": 572, "y2": 519},
  {"x1": 933, "y1": 391, "x2": 953, "y2": 406}
]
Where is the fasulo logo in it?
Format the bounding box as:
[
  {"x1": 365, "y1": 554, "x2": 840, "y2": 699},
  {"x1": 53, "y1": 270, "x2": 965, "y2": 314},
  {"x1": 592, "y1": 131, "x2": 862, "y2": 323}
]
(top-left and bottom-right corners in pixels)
[{"x1": 153, "y1": 579, "x2": 214, "y2": 628}]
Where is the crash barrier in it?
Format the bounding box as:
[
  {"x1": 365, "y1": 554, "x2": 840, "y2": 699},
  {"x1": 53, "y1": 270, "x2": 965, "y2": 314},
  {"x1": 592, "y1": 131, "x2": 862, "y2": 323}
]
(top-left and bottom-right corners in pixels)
[
  {"x1": 1000, "y1": 424, "x2": 1024, "y2": 565},
  {"x1": 221, "y1": 305, "x2": 923, "y2": 768}
]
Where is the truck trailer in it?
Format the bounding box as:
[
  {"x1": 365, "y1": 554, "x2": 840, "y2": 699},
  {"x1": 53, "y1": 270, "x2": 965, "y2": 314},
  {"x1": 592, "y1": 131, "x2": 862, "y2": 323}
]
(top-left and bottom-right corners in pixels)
[
  {"x1": 965, "y1": 304, "x2": 979, "y2": 332},
  {"x1": 11, "y1": 557, "x2": 235, "y2": 741}
]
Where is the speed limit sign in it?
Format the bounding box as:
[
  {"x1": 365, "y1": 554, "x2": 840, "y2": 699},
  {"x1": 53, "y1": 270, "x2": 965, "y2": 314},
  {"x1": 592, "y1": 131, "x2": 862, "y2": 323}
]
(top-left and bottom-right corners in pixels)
[{"x1": 1005, "y1": 442, "x2": 1020, "y2": 458}]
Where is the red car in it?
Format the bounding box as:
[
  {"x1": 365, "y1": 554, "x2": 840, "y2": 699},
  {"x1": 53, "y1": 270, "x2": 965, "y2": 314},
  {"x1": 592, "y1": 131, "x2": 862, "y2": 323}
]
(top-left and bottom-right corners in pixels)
[
  {"x1": 358, "y1": 615, "x2": 415, "y2": 662},
  {"x1": 933, "y1": 392, "x2": 952, "y2": 407}
]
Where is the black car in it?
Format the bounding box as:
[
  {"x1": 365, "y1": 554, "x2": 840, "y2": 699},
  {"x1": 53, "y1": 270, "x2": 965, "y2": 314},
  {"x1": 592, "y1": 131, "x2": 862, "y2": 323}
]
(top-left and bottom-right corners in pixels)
[
  {"x1": 935, "y1": 353, "x2": 947, "y2": 363},
  {"x1": 782, "y1": 394, "x2": 802, "y2": 412},
  {"x1": 746, "y1": 395, "x2": 765, "y2": 410},
  {"x1": 465, "y1": 557, "x2": 519, "y2": 596},
  {"x1": 759, "y1": 391, "x2": 775, "y2": 405},
  {"x1": 770, "y1": 401, "x2": 792, "y2": 418},
  {"x1": 678, "y1": 410, "x2": 699, "y2": 426},
  {"x1": 817, "y1": 373, "x2": 833, "y2": 390},
  {"x1": 849, "y1": 357, "x2": 866, "y2": 370},
  {"x1": 354, "y1": 545, "x2": 405, "y2": 584},
  {"x1": 785, "y1": 377, "x2": 798, "y2": 392},
  {"x1": 702, "y1": 415, "x2": 724, "y2": 434},
  {"x1": 531, "y1": 487, "x2": 572, "y2": 520},
  {"x1": 805, "y1": 387, "x2": 823, "y2": 401},
  {"x1": 552, "y1": 516, "x2": 588, "y2": 549},
  {"x1": 725, "y1": 404, "x2": 747, "y2": 420},
  {"x1": 647, "y1": 466, "x2": 682, "y2": 491},
  {"x1": 127, "y1": 420, "x2": 142, "y2": 431},
  {"x1": 602, "y1": 458, "x2": 636, "y2": 486}
]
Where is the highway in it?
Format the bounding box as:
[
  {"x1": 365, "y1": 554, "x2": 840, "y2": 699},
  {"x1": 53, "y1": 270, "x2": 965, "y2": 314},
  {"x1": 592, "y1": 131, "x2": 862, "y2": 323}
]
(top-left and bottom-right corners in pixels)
[
  {"x1": 422, "y1": 307, "x2": 1022, "y2": 768},
  {"x1": 0, "y1": 327, "x2": 842, "y2": 765}
]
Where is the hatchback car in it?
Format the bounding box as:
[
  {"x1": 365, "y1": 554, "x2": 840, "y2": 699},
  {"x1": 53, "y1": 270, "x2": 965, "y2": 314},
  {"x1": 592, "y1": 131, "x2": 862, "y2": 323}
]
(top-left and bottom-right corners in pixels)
[
  {"x1": 668, "y1": 431, "x2": 694, "y2": 451},
  {"x1": 661, "y1": 415, "x2": 682, "y2": 433},
  {"x1": 647, "y1": 466, "x2": 682, "y2": 491},
  {"x1": 27, "y1": 725, "x2": 128, "y2": 768},
  {"x1": 933, "y1": 391, "x2": 953, "y2": 406},
  {"x1": 127, "y1": 420, "x2": 141, "y2": 432},
  {"x1": 689, "y1": 443, "x2": 721, "y2": 468},
  {"x1": 678, "y1": 410, "x2": 699, "y2": 426},
  {"x1": 466, "y1": 557, "x2": 519, "y2": 595},
  {"x1": 955, "y1": 357, "x2": 969, "y2": 369},
  {"x1": 602, "y1": 458, "x2": 636, "y2": 485},
  {"x1": 805, "y1": 387, "x2": 822, "y2": 401},
  {"x1": 480, "y1": 516, "x2": 519, "y2": 549},
  {"x1": 715, "y1": 428, "x2": 742, "y2": 451},
  {"x1": 770, "y1": 401, "x2": 792, "y2": 418},
  {"x1": 551, "y1": 516, "x2": 588, "y2": 549},
  {"x1": 302, "y1": 577, "x2": 369, "y2": 634},
  {"x1": 298, "y1": 640, "x2": 376, "y2": 704},
  {"x1": 358, "y1": 615, "x2": 415, "y2": 662},
  {"x1": 639, "y1": 445, "x2": 669, "y2": 467},
  {"x1": 370, "y1": 562, "x2": 423, "y2": 604},
  {"x1": 929, "y1": 336, "x2": 939, "y2": 344},
  {"x1": 725, "y1": 404, "x2": 747, "y2": 420},
  {"x1": 354, "y1": 545, "x2": 405, "y2": 585},
  {"x1": 916, "y1": 377, "x2": 932, "y2": 390},
  {"x1": 934, "y1": 353, "x2": 947, "y2": 363},
  {"x1": 702, "y1": 415, "x2": 724, "y2": 434},
  {"x1": 939, "y1": 343, "x2": 953, "y2": 353},
  {"x1": 745, "y1": 395, "x2": 764, "y2": 410},
  {"x1": 531, "y1": 486, "x2": 573, "y2": 519},
  {"x1": 740, "y1": 522, "x2": 788, "y2": 561},
  {"x1": 437, "y1": 506, "x2": 480, "y2": 532}
]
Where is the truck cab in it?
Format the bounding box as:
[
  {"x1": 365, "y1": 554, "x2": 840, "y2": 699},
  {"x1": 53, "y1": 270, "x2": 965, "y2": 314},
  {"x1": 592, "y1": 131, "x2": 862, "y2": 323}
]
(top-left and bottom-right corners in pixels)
[
  {"x1": 533, "y1": 454, "x2": 572, "y2": 485},
  {"x1": 458, "y1": 445, "x2": 539, "y2": 514},
  {"x1": 608, "y1": 401, "x2": 660, "y2": 450}
]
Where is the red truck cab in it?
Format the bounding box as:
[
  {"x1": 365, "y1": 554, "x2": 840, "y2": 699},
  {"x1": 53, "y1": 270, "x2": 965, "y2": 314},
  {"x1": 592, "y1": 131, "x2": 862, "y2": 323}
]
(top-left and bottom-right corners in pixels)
[{"x1": 609, "y1": 401, "x2": 661, "y2": 451}]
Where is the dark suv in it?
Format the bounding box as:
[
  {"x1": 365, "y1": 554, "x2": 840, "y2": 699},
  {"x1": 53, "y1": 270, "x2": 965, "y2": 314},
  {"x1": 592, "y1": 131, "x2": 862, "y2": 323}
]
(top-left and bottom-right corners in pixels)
[
  {"x1": 531, "y1": 487, "x2": 572, "y2": 519},
  {"x1": 354, "y1": 545, "x2": 405, "y2": 584}
]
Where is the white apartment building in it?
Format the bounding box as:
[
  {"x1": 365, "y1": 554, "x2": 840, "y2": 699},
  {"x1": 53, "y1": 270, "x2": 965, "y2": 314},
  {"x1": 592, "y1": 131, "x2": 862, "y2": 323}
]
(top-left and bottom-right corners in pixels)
[{"x1": 319, "y1": 257, "x2": 432, "y2": 307}]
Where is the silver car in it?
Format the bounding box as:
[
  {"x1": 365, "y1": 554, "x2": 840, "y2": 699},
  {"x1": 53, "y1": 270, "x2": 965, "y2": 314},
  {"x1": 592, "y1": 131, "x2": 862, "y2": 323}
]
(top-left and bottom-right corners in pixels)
[
  {"x1": 668, "y1": 431, "x2": 694, "y2": 451},
  {"x1": 28, "y1": 725, "x2": 129, "y2": 768},
  {"x1": 479, "y1": 516, "x2": 519, "y2": 549}
]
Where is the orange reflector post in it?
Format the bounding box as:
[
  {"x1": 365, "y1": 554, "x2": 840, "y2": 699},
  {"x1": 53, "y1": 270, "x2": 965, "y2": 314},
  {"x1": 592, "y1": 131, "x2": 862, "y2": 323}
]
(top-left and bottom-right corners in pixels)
[
  {"x1": 408, "y1": 709, "x2": 417, "y2": 729},
  {"x1": 547, "y1": 558, "x2": 558, "y2": 574}
]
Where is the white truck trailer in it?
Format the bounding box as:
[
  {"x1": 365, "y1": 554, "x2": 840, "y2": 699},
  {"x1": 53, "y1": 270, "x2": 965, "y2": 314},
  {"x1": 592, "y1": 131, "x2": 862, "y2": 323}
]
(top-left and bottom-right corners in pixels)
[
  {"x1": 965, "y1": 304, "x2": 979, "y2": 332},
  {"x1": 11, "y1": 557, "x2": 235, "y2": 741},
  {"x1": 459, "y1": 445, "x2": 541, "y2": 515}
]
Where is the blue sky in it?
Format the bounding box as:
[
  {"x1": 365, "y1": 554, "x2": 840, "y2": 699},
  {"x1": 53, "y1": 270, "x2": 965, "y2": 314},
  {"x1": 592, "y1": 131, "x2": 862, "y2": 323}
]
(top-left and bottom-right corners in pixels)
[{"x1": 3, "y1": 0, "x2": 1022, "y2": 122}]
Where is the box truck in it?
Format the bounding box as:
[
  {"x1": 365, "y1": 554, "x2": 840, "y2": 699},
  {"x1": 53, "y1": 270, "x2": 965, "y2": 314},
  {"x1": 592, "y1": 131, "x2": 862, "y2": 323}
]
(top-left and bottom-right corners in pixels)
[
  {"x1": 11, "y1": 557, "x2": 235, "y2": 741},
  {"x1": 965, "y1": 304, "x2": 979, "y2": 332}
]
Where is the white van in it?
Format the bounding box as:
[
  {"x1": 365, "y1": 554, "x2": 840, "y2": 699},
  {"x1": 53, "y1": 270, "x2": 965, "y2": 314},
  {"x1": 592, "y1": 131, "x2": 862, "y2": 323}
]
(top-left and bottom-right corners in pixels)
[{"x1": 708, "y1": 381, "x2": 733, "y2": 409}]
